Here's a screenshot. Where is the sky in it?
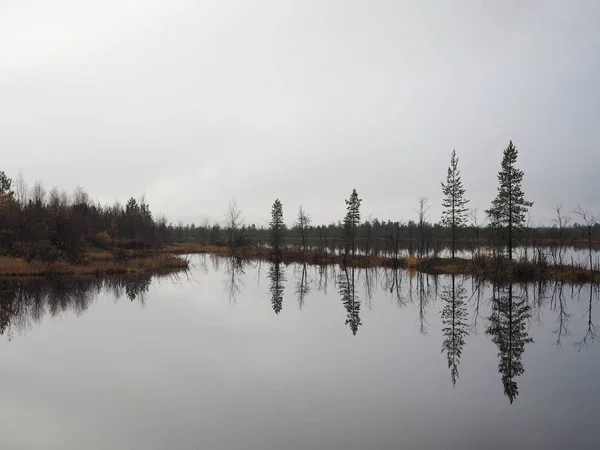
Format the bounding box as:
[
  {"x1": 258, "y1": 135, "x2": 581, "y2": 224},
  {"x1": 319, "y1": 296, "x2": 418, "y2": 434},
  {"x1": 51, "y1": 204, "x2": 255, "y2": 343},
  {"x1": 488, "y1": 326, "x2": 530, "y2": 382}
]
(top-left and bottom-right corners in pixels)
[{"x1": 1, "y1": 0, "x2": 599, "y2": 227}]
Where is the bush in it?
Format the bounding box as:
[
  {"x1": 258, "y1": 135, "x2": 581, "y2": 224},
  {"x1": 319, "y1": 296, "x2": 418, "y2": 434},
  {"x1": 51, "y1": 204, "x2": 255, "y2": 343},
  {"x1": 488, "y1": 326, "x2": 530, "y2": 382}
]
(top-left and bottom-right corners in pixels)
[{"x1": 88, "y1": 231, "x2": 112, "y2": 250}]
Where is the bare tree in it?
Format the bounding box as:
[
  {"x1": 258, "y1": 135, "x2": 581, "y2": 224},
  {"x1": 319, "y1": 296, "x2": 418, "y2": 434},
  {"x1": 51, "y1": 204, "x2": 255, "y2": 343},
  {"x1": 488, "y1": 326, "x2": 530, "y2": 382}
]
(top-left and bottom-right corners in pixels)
[
  {"x1": 73, "y1": 186, "x2": 89, "y2": 206},
  {"x1": 225, "y1": 200, "x2": 244, "y2": 248},
  {"x1": 416, "y1": 196, "x2": 430, "y2": 258},
  {"x1": 15, "y1": 170, "x2": 28, "y2": 207},
  {"x1": 552, "y1": 204, "x2": 571, "y2": 265},
  {"x1": 469, "y1": 208, "x2": 486, "y2": 258},
  {"x1": 294, "y1": 205, "x2": 311, "y2": 251},
  {"x1": 30, "y1": 180, "x2": 46, "y2": 208},
  {"x1": 572, "y1": 205, "x2": 598, "y2": 271}
]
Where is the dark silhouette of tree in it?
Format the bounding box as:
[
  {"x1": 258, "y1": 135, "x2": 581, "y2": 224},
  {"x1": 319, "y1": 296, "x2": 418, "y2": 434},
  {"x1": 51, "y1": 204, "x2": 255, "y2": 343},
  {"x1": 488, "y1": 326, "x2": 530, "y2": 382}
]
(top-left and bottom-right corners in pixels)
[
  {"x1": 343, "y1": 189, "x2": 362, "y2": 261},
  {"x1": 294, "y1": 263, "x2": 311, "y2": 309},
  {"x1": 268, "y1": 261, "x2": 285, "y2": 314},
  {"x1": 270, "y1": 199, "x2": 284, "y2": 254},
  {"x1": 125, "y1": 197, "x2": 140, "y2": 240},
  {"x1": 416, "y1": 197, "x2": 430, "y2": 258},
  {"x1": 0, "y1": 171, "x2": 13, "y2": 199},
  {"x1": 294, "y1": 205, "x2": 311, "y2": 252},
  {"x1": 552, "y1": 204, "x2": 571, "y2": 265},
  {"x1": 486, "y1": 141, "x2": 533, "y2": 262},
  {"x1": 225, "y1": 200, "x2": 244, "y2": 248},
  {"x1": 486, "y1": 284, "x2": 533, "y2": 403},
  {"x1": 441, "y1": 150, "x2": 469, "y2": 260},
  {"x1": 440, "y1": 274, "x2": 469, "y2": 386},
  {"x1": 572, "y1": 205, "x2": 598, "y2": 272},
  {"x1": 338, "y1": 265, "x2": 361, "y2": 335}
]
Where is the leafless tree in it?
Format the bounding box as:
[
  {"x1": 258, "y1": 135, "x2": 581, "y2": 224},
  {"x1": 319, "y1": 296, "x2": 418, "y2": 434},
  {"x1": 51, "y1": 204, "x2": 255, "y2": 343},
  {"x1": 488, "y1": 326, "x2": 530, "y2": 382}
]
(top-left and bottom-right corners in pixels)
[
  {"x1": 73, "y1": 186, "x2": 89, "y2": 206},
  {"x1": 551, "y1": 204, "x2": 571, "y2": 265},
  {"x1": 294, "y1": 205, "x2": 311, "y2": 251},
  {"x1": 469, "y1": 208, "x2": 486, "y2": 258},
  {"x1": 416, "y1": 196, "x2": 430, "y2": 258},
  {"x1": 15, "y1": 170, "x2": 28, "y2": 207},
  {"x1": 225, "y1": 200, "x2": 244, "y2": 248},
  {"x1": 572, "y1": 205, "x2": 598, "y2": 271},
  {"x1": 30, "y1": 180, "x2": 46, "y2": 208}
]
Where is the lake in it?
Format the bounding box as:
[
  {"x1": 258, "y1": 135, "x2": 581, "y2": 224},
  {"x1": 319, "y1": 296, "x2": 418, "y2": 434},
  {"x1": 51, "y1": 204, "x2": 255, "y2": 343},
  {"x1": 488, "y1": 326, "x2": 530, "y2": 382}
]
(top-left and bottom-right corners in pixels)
[{"x1": 1, "y1": 255, "x2": 599, "y2": 449}]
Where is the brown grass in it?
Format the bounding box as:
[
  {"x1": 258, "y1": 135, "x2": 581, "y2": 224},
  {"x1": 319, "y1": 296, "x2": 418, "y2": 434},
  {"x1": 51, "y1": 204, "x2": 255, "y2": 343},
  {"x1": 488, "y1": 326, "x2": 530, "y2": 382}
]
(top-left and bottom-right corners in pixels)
[{"x1": 0, "y1": 250, "x2": 188, "y2": 278}]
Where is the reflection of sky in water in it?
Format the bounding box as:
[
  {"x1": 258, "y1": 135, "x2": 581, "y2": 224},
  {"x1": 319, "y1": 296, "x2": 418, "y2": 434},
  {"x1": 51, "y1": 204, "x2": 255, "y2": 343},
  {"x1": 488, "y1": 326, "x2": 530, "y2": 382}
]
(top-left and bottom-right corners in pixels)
[{"x1": 0, "y1": 257, "x2": 599, "y2": 449}]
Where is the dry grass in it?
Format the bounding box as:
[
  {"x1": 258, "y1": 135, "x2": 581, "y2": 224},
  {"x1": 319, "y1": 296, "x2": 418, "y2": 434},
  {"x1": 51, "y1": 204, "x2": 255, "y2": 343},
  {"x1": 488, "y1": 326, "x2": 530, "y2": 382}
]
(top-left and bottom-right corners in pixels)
[{"x1": 0, "y1": 251, "x2": 188, "y2": 278}]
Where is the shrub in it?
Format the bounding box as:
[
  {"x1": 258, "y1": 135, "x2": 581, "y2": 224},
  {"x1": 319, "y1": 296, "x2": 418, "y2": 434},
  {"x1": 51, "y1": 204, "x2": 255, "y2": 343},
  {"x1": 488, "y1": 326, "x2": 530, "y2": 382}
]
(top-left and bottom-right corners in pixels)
[{"x1": 88, "y1": 231, "x2": 112, "y2": 250}]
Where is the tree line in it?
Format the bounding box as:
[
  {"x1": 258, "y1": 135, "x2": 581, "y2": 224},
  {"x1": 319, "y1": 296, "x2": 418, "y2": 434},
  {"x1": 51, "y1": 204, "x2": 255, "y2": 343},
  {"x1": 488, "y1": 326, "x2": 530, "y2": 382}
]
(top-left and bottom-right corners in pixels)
[
  {"x1": 259, "y1": 141, "x2": 596, "y2": 268},
  {"x1": 0, "y1": 171, "x2": 171, "y2": 261},
  {"x1": 1, "y1": 140, "x2": 597, "y2": 265},
  {"x1": 174, "y1": 141, "x2": 598, "y2": 266}
]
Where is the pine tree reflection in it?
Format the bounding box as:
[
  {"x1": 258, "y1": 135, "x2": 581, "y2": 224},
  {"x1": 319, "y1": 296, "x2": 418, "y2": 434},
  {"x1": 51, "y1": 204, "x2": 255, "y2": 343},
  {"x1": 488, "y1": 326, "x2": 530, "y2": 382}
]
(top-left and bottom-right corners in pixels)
[
  {"x1": 338, "y1": 265, "x2": 361, "y2": 336},
  {"x1": 486, "y1": 284, "x2": 533, "y2": 404},
  {"x1": 268, "y1": 261, "x2": 285, "y2": 314},
  {"x1": 440, "y1": 274, "x2": 469, "y2": 386}
]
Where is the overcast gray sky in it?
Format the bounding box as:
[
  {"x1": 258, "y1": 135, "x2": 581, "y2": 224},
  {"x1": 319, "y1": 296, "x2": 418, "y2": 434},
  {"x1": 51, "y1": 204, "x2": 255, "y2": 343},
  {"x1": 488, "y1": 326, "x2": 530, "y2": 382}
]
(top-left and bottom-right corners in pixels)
[{"x1": 1, "y1": 0, "x2": 599, "y2": 226}]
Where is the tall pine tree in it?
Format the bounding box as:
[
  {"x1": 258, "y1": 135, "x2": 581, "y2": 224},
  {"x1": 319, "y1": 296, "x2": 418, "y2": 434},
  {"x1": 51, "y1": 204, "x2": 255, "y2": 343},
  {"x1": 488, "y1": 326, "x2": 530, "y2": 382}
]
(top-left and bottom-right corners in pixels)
[
  {"x1": 485, "y1": 141, "x2": 533, "y2": 262},
  {"x1": 270, "y1": 199, "x2": 284, "y2": 253},
  {"x1": 441, "y1": 149, "x2": 469, "y2": 259},
  {"x1": 343, "y1": 189, "x2": 362, "y2": 260}
]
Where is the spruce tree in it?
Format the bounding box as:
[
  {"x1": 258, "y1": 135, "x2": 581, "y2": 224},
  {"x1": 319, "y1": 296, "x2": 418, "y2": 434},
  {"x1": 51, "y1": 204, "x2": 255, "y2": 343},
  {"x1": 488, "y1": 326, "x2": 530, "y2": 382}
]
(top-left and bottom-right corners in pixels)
[
  {"x1": 441, "y1": 149, "x2": 469, "y2": 259},
  {"x1": 485, "y1": 141, "x2": 533, "y2": 262},
  {"x1": 343, "y1": 189, "x2": 362, "y2": 260},
  {"x1": 270, "y1": 199, "x2": 284, "y2": 253}
]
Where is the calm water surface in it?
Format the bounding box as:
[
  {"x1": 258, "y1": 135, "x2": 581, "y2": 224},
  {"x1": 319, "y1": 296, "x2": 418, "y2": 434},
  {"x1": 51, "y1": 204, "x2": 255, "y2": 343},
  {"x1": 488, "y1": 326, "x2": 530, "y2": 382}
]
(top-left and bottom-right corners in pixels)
[{"x1": 1, "y1": 255, "x2": 599, "y2": 450}]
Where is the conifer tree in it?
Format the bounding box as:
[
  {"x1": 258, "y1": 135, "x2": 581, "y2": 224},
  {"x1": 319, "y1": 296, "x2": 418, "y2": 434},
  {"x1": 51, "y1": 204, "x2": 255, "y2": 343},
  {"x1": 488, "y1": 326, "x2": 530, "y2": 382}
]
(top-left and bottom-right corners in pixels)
[
  {"x1": 441, "y1": 149, "x2": 469, "y2": 259},
  {"x1": 485, "y1": 141, "x2": 533, "y2": 262},
  {"x1": 270, "y1": 199, "x2": 284, "y2": 253},
  {"x1": 343, "y1": 189, "x2": 362, "y2": 260}
]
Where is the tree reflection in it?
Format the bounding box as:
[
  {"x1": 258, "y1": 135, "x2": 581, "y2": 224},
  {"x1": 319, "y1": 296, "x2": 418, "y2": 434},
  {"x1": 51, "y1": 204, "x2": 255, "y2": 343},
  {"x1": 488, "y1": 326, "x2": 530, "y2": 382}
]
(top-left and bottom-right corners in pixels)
[
  {"x1": 549, "y1": 282, "x2": 571, "y2": 348},
  {"x1": 440, "y1": 274, "x2": 469, "y2": 386},
  {"x1": 294, "y1": 263, "x2": 311, "y2": 310},
  {"x1": 384, "y1": 267, "x2": 405, "y2": 306},
  {"x1": 486, "y1": 284, "x2": 533, "y2": 404},
  {"x1": 268, "y1": 261, "x2": 285, "y2": 314},
  {"x1": 0, "y1": 276, "x2": 156, "y2": 339},
  {"x1": 224, "y1": 257, "x2": 246, "y2": 304},
  {"x1": 576, "y1": 283, "x2": 599, "y2": 351},
  {"x1": 338, "y1": 265, "x2": 361, "y2": 335}
]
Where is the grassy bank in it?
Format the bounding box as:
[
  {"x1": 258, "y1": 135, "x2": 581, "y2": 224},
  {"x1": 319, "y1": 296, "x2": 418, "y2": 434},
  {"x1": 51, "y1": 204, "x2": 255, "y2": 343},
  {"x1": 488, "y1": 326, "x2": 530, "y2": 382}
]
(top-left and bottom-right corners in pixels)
[
  {"x1": 0, "y1": 248, "x2": 189, "y2": 277},
  {"x1": 166, "y1": 243, "x2": 600, "y2": 283}
]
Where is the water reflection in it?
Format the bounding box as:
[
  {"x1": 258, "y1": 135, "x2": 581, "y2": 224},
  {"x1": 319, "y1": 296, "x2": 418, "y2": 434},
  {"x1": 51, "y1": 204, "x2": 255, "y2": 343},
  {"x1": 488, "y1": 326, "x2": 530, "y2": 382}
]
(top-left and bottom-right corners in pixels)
[
  {"x1": 1, "y1": 259, "x2": 598, "y2": 410},
  {"x1": 0, "y1": 276, "x2": 155, "y2": 339},
  {"x1": 294, "y1": 263, "x2": 311, "y2": 310},
  {"x1": 338, "y1": 265, "x2": 361, "y2": 335},
  {"x1": 440, "y1": 274, "x2": 469, "y2": 386},
  {"x1": 486, "y1": 284, "x2": 533, "y2": 404},
  {"x1": 268, "y1": 261, "x2": 285, "y2": 314},
  {"x1": 224, "y1": 257, "x2": 246, "y2": 304},
  {"x1": 549, "y1": 282, "x2": 571, "y2": 348},
  {"x1": 577, "y1": 283, "x2": 599, "y2": 350}
]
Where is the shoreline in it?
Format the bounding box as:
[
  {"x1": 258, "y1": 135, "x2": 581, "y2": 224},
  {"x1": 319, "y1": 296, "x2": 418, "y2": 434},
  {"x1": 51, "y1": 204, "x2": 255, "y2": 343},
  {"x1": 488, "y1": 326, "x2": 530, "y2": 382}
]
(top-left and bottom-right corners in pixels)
[
  {"x1": 0, "y1": 243, "x2": 597, "y2": 283},
  {"x1": 0, "y1": 248, "x2": 189, "y2": 278},
  {"x1": 167, "y1": 244, "x2": 600, "y2": 284}
]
